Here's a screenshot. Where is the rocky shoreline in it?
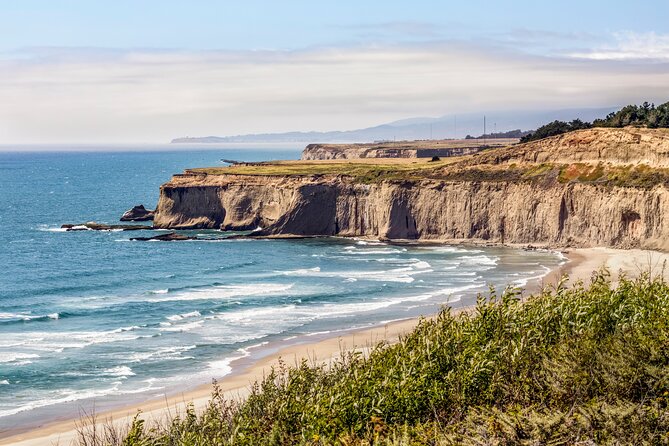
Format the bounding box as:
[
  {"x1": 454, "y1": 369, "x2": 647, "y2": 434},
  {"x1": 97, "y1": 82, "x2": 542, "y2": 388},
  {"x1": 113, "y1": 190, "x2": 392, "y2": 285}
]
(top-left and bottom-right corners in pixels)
[{"x1": 63, "y1": 128, "x2": 669, "y2": 250}]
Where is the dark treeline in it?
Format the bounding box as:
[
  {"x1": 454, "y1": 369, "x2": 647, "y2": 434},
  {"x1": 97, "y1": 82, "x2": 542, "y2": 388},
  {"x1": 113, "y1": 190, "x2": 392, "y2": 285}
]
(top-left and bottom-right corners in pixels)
[
  {"x1": 465, "y1": 129, "x2": 531, "y2": 139},
  {"x1": 521, "y1": 101, "x2": 669, "y2": 143}
]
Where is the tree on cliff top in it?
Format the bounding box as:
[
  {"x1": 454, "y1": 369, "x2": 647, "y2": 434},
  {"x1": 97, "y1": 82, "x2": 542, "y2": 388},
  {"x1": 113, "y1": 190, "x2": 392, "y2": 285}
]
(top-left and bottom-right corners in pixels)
[
  {"x1": 520, "y1": 119, "x2": 591, "y2": 143},
  {"x1": 521, "y1": 101, "x2": 669, "y2": 143}
]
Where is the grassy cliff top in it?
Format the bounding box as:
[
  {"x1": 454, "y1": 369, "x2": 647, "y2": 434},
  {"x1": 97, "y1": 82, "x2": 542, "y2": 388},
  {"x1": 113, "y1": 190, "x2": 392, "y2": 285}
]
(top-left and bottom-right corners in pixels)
[
  {"x1": 184, "y1": 128, "x2": 669, "y2": 187},
  {"x1": 188, "y1": 157, "x2": 458, "y2": 180}
]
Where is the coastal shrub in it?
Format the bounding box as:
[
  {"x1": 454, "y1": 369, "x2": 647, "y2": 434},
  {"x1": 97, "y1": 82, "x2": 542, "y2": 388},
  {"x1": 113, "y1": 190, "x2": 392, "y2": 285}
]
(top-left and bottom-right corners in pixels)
[
  {"x1": 88, "y1": 271, "x2": 669, "y2": 445},
  {"x1": 520, "y1": 118, "x2": 592, "y2": 143},
  {"x1": 521, "y1": 101, "x2": 669, "y2": 143}
]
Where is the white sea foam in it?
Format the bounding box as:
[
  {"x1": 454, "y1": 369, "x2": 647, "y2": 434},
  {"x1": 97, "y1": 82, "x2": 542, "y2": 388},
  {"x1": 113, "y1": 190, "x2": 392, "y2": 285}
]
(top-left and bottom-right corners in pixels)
[
  {"x1": 0, "y1": 353, "x2": 40, "y2": 364},
  {"x1": 0, "y1": 312, "x2": 59, "y2": 322},
  {"x1": 207, "y1": 346, "x2": 253, "y2": 376},
  {"x1": 111, "y1": 325, "x2": 141, "y2": 333},
  {"x1": 0, "y1": 385, "x2": 121, "y2": 418},
  {"x1": 513, "y1": 265, "x2": 552, "y2": 287},
  {"x1": 343, "y1": 247, "x2": 406, "y2": 255},
  {"x1": 459, "y1": 255, "x2": 499, "y2": 266},
  {"x1": 147, "y1": 283, "x2": 294, "y2": 303},
  {"x1": 280, "y1": 267, "x2": 320, "y2": 275},
  {"x1": 104, "y1": 366, "x2": 135, "y2": 377},
  {"x1": 0, "y1": 328, "x2": 142, "y2": 353},
  {"x1": 0, "y1": 380, "x2": 8, "y2": 385},
  {"x1": 166, "y1": 311, "x2": 201, "y2": 321},
  {"x1": 352, "y1": 238, "x2": 387, "y2": 246},
  {"x1": 0, "y1": 379, "x2": 166, "y2": 419},
  {"x1": 128, "y1": 345, "x2": 196, "y2": 363},
  {"x1": 159, "y1": 320, "x2": 205, "y2": 332},
  {"x1": 411, "y1": 260, "x2": 432, "y2": 269},
  {"x1": 281, "y1": 264, "x2": 430, "y2": 284},
  {"x1": 36, "y1": 225, "x2": 69, "y2": 233},
  {"x1": 0, "y1": 312, "x2": 27, "y2": 320},
  {"x1": 211, "y1": 282, "x2": 482, "y2": 327},
  {"x1": 151, "y1": 288, "x2": 169, "y2": 294},
  {"x1": 421, "y1": 246, "x2": 482, "y2": 254},
  {"x1": 215, "y1": 305, "x2": 299, "y2": 324}
]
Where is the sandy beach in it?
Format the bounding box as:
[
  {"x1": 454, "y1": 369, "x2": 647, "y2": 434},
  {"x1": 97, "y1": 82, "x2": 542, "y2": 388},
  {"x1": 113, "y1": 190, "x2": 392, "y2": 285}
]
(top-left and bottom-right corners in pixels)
[{"x1": 2, "y1": 246, "x2": 667, "y2": 446}]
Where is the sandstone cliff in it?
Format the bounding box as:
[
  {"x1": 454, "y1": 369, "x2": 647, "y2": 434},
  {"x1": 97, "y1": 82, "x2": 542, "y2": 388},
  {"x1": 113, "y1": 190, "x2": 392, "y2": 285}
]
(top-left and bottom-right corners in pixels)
[
  {"x1": 154, "y1": 128, "x2": 669, "y2": 250},
  {"x1": 301, "y1": 139, "x2": 516, "y2": 160}
]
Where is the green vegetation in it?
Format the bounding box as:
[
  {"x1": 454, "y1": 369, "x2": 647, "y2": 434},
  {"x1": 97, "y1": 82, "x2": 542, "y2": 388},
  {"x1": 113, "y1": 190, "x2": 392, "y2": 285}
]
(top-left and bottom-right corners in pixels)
[
  {"x1": 190, "y1": 160, "x2": 669, "y2": 189},
  {"x1": 86, "y1": 273, "x2": 669, "y2": 445},
  {"x1": 189, "y1": 160, "x2": 455, "y2": 184},
  {"x1": 595, "y1": 102, "x2": 669, "y2": 129},
  {"x1": 521, "y1": 101, "x2": 669, "y2": 143},
  {"x1": 520, "y1": 119, "x2": 592, "y2": 143},
  {"x1": 557, "y1": 163, "x2": 669, "y2": 188},
  {"x1": 465, "y1": 129, "x2": 531, "y2": 139}
]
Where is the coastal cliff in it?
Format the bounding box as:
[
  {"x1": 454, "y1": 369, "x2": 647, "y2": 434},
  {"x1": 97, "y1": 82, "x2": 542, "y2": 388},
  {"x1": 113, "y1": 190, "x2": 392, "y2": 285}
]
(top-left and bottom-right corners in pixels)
[
  {"x1": 154, "y1": 128, "x2": 669, "y2": 250},
  {"x1": 301, "y1": 138, "x2": 516, "y2": 160}
]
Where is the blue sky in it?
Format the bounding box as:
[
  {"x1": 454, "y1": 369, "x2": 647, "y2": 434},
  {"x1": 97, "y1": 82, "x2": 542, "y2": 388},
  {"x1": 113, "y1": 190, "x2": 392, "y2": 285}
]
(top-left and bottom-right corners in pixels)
[
  {"x1": 1, "y1": 0, "x2": 669, "y2": 143},
  {"x1": 2, "y1": 0, "x2": 668, "y2": 51}
]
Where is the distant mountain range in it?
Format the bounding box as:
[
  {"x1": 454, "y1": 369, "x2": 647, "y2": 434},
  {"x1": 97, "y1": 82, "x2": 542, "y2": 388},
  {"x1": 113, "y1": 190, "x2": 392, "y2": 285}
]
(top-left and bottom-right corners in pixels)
[{"x1": 171, "y1": 107, "x2": 617, "y2": 144}]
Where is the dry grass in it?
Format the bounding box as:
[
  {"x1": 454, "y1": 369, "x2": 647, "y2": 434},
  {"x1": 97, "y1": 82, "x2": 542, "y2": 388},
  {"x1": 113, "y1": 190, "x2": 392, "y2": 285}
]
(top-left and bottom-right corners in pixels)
[{"x1": 187, "y1": 158, "x2": 459, "y2": 183}]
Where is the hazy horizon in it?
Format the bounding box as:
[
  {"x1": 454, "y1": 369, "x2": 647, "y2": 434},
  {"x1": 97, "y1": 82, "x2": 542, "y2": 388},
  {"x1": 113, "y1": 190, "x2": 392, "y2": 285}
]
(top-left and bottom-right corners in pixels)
[{"x1": 2, "y1": 0, "x2": 669, "y2": 146}]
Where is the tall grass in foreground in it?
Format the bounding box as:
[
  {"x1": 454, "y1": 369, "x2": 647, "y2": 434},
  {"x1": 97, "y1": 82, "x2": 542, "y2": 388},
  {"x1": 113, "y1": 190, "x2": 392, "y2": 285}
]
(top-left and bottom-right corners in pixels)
[{"x1": 80, "y1": 271, "x2": 669, "y2": 445}]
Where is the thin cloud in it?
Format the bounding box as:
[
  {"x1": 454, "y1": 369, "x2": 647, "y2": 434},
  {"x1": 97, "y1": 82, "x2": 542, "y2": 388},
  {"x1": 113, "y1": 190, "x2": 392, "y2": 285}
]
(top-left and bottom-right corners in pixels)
[
  {"x1": 1, "y1": 42, "x2": 668, "y2": 143},
  {"x1": 569, "y1": 31, "x2": 669, "y2": 61}
]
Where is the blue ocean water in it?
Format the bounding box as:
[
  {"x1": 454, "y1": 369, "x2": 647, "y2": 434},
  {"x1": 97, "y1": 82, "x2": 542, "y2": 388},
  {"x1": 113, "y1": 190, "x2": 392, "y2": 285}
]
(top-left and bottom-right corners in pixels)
[{"x1": 0, "y1": 147, "x2": 563, "y2": 430}]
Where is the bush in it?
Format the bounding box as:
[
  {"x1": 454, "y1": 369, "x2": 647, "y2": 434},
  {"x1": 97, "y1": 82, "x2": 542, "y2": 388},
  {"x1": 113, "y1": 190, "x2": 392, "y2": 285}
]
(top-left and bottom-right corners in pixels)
[
  {"x1": 521, "y1": 119, "x2": 592, "y2": 143},
  {"x1": 91, "y1": 272, "x2": 669, "y2": 445},
  {"x1": 521, "y1": 101, "x2": 669, "y2": 143}
]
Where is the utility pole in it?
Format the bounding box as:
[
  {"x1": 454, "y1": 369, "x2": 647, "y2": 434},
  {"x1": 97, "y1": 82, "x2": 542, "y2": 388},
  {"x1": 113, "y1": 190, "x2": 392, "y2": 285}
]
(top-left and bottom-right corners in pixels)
[{"x1": 483, "y1": 115, "x2": 486, "y2": 146}]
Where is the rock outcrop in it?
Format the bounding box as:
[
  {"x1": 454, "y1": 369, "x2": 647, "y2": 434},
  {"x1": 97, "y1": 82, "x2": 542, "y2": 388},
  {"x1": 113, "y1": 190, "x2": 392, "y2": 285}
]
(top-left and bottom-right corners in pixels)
[
  {"x1": 61, "y1": 222, "x2": 153, "y2": 231},
  {"x1": 153, "y1": 128, "x2": 669, "y2": 250},
  {"x1": 130, "y1": 232, "x2": 196, "y2": 241},
  {"x1": 120, "y1": 205, "x2": 155, "y2": 221}
]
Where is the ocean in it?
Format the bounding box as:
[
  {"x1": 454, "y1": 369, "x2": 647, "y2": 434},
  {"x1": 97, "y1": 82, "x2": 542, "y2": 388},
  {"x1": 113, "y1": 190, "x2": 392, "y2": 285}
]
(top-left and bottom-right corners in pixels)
[{"x1": 0, "y1": 147, "x2": 563, "y2": 431}]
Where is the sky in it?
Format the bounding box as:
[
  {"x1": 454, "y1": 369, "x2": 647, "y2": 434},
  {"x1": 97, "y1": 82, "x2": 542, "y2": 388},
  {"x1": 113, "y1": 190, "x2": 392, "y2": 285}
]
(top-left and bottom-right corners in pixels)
[{"x1": 1, "y1": 0, "x2": 669, "y2": 144}]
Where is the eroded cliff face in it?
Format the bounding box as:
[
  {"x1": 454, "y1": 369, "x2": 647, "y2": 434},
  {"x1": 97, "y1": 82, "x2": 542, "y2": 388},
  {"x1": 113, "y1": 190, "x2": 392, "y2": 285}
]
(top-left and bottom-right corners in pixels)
[
  {"x1": 154, "y1": 172, "x2": 669, "y2": 250},
  {"x1": 470, "y1": 127, "x2": 669, "y2": 167},
  {"x1": 154, "y1": 128, "x2": 669, "y2": 249}
]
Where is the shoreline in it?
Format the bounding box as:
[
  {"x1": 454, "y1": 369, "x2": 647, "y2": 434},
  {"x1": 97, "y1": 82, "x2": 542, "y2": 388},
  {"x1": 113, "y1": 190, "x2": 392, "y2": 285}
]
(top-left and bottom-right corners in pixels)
[{"x1": 2, "y1": 246, "x2": 667, "y2": 446}]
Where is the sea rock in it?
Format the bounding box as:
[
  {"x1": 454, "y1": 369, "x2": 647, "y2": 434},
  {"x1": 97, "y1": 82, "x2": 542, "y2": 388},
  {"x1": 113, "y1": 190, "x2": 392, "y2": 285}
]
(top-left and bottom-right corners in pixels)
[
  {"x1": 130, "y1": 232, "x2": 196, "y2": 241},
  {"x1": 61, "y1": 222, "x2": 152, "y2": 231},
  {"x1": 120, "y1": 205, "x2": 155, "y2": 221}
]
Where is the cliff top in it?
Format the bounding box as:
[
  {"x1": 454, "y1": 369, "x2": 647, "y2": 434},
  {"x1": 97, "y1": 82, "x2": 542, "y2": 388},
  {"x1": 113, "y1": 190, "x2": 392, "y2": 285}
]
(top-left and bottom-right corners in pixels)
[
  {"x1": 179, "y1": 128, "x2": 669, "y2": 188},
  {"x1": 468, "y1": 127, "x2": 669, "y2": 167},
  {"x1": 186, "y1": 157, "x2": 461, "y2": 183}
]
